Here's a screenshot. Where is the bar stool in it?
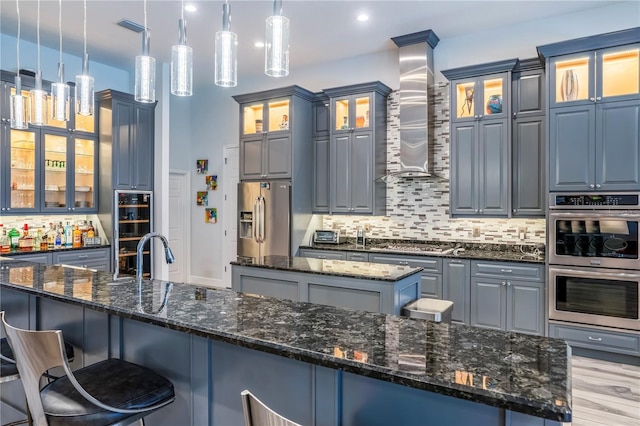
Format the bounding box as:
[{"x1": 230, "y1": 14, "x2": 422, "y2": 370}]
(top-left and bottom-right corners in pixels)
[
  {"x1": 1, "y1": 312, "x2": 175, "y2": 426},
  {"x1": 241, "y1": 390, "x2": 301, "y2": 426}
]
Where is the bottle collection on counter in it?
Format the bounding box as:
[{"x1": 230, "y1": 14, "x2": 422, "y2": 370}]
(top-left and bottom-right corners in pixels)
[{"x1": 0, "y1": 220, "x2": 99, "y2": 253}]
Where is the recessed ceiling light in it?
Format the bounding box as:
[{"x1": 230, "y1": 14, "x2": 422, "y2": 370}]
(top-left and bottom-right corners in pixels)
[
  {"x1": 357, "y1": 14, "x2": 369, "y2": 22},
  {"x1": 254, "y1": 41, "x2": 265, "y2": 48},
  {"x1": 185, "y1": 4, "x2": 197, "y2": 12}
]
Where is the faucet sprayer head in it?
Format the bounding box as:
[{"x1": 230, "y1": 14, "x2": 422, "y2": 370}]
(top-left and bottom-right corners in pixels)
[{"x1": 165, "y1": 246, "x2": 175, "y2": 264}]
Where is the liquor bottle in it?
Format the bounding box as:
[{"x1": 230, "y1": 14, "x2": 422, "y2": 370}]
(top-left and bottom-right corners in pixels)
[
  {"x1": 33, "y1": 228, "x2": 41, "y2": 251},
  {"x1": 47, "y1": 223, "x2": 56, "y2": 249},
  {"x1": 40, "y1": 225, "x2": 49, "y2": 251},
  {"x1": 18, "y1": 224, "x2": 33, "y2": 251},
  {"x1": 0, "y1": 225, "x2": 10, "y2": 253},
  {"x1": 55, "y1": 225, "x2": 63, "y2": 249},
  {"x1": 64, "y1": 222, "x2": 73, "y2": 247},
  {"x1": 58, "y1": 222, "x2": 65, "y2": 246},
  {"x1": 8, "y1": 227, "x2": 20, "y2": 249},
  {"x1": 87, "y1": 221, "x2": 96, "y2": 239},
  {"x1": 72, "y1": 225, "x2": 82, "y2": 248}
]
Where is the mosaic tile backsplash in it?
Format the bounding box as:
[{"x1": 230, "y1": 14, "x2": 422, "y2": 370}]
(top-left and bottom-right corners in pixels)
[{"x1": 323, "y1": 83, "x2": 546, "y2": 245}]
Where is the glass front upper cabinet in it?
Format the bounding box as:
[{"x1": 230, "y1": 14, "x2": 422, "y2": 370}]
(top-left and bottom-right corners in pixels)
[
  {"x1": 43, "y1": 133, "x2": 69, "y2": 210},
  {"x1": 242, "y1": 99, "x2": 290, "y2": 135},
  {"x1": 73, "y1": 138, "x2": 96, "y2": 209},
  {"x1": 333, "y1": 95, "x2": 370, "y2": 131},
  {"x1": 453, "y1": 75, "x2": 506, "y2": 120},
  {"x1": 9, "y1": 129, "x2": 37, "y2": 210},
  {"x1": 553, "y1": 54, "x2": 592, "y2": 105},
  {"x1": 599, "y1": 45, "x2": 640, "y2": 100}
]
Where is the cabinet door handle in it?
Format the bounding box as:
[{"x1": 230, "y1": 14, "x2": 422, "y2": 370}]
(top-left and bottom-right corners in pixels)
[
  {"x1": 596, "y1": 96, "x2": 602, "y2": 101},
  {"x1": 589, "y1": 184, "x2": 595, "y2": 189},
  {"x1": 501, "y1": 281, "x2": 506, "y2": 286},
  {"x1": 512, "y1": 112, "x2": 517, "y2": 119},
  {"x1": 595, "y1": 184, "x2": 601, "y2": 189},
  {"x1": 479, "y1": 209, "x2": 483, "y2": 213},
  {"x1": 478, "y1": 114, "x2": 483, "y2": 119},
  {"x1": 590, "y1": 97, "x2": 595, "y2": 102},
  {"x1": 587, "y1": 336, "x2": 602, "y2": 342},
  {"x1": 513, "y1": 209, "x2": 517, "y2": 213},
  {"x1": 507, "y1": 282, "x2": 511, "y2": 287},
  {"x1": 474, "y1": 209, "x2": 478, "y2": 213},
  {"x1": 500, "y1": 269, "x2": 512, "y2": 273},
  {"x1": 78, "y1": 255, "x2": 89, "y2": 259}
]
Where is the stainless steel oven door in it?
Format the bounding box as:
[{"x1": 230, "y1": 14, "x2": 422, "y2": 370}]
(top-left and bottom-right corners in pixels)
[
  {"x1": 548, "y1": 210, "x2": 640, "y2": 269},
  {"x1": 549, "y1": 266, "x2": 640, "y2": 331}
]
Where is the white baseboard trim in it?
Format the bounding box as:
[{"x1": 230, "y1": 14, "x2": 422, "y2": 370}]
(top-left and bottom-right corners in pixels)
[{"x1": 188, "y1": 275, "x2": 225, "y2": 289}]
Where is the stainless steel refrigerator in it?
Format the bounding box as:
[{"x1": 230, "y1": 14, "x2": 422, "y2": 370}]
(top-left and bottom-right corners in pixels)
[{"x1": 237, "y1": 181, "x2": 291, "y2": 259}]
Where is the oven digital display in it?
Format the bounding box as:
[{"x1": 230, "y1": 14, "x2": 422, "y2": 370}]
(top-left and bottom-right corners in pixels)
[{"x1": 554, "y1": 194, "x2": 639, "y2": 206}]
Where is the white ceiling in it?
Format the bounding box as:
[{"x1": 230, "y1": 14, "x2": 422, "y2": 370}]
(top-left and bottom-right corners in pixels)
[{"x1": 0, "y1": 0, "x2": 627, "y2": 87}]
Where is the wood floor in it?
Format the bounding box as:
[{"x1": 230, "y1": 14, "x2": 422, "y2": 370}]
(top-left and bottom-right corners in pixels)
[{"x1": 568, "y1": 355, "x2": 640, "y2": 426}]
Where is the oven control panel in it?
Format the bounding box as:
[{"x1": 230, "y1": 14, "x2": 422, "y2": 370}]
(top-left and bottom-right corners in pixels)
[{"x1": 550, "y1": 193, "x2": 640, "y2": 208}]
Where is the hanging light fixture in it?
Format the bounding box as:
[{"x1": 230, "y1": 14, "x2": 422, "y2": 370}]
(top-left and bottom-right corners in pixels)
[
  {"x1": 75, "y1": 0, "x2": 94, "y2": 115},
  {"x1": 171, "y1": 0, "x2": 193, "y2": 96},
  {"x1": 215, "y1": 0, "x2": 237, "y2": 87},
  {"x1": 10, "y1": 0, "x2": 28, "y2": 130},
  {"x1": 29, "y1": 0, "x2": 48, "y2": 126},
  {"x1": 135, "y1": 0, "x2": 156, "y2": 103},
  {"x1": 51, "y1": 0, "x2": 70, "y2": 122},
  {"x1": 265, "y1": 0, "x2": 290, "y2": 77}
]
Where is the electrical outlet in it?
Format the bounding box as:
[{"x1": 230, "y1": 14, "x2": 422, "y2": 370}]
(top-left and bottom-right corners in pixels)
[
  {"x1": 364, "y1": 224, "x2": 371, "y2": 231},
  {"x1": 332, "y1": 222, "x2": 339, "y2": 229},
  {"x1": 472, "y1": 227, "x2": 481, "y2": 237},
  {"x1": 518, "y1": 227, "x2": 527, "y2": 240}
]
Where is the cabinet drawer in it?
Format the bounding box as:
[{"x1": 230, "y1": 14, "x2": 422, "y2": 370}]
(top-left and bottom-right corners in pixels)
[
  {"x1": 368, "y1": 254, "x2": 442, "y2": 273},
  {"x1": 549, "y1": 323, "x2": 640, "y2": 356},
  {"x1": 299, "y1": 250, "x2": 346, "y2": 260},
  {"x1": 53, "y1": 248, "x2": 110, "y2": 265},
  {"x1": 346, "y1": 252, "x2": 369, "y2": 262},
  {"x1": 472, "y1": 261, "x2": 543, "y2": 281}
]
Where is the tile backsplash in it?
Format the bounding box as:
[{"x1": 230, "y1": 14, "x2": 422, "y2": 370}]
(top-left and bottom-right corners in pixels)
[{"x1": 323, "y1": 83, "x2": 546, "y2": 245}]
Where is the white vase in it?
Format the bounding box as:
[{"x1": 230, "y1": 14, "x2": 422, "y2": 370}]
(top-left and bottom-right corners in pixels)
[{"x1": 560, "y1": 69, "x2": 579, "y2": 101}]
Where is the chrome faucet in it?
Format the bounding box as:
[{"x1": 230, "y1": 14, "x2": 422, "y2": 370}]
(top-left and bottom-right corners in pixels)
[{"x1": 136, "y1": 232, "x2": 175, "y2": 281}]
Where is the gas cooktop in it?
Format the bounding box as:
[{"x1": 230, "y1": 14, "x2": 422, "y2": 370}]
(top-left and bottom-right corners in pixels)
[{"x1": 369, "y1": 243, "x2": 457, "y2": 256}]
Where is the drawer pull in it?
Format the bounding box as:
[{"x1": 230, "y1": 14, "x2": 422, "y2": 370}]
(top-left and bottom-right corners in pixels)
[
  {"x1": 318, "y1": 255, "x2": 326, "y2": 259},
  {"x1": 587, "y1": 336, "x2": 602, "y2": 342},
  {"x1": 398, "y1": 261, "x2": 409, "y2": 265},
  {"x1": 78, "y1": 255, "x2": 89, "y2": 259},
  {"x1": 500, "y1": 269, "x2": 512, "y2": 273}
]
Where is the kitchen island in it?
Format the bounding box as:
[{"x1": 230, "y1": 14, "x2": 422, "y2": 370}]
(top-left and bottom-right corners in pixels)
[
  {"x1": 231, "y1": 255, "x2": 422, "y2": 315},
  {"x1": 0, "y1": 259, "x2": 571, "y2": 425}
]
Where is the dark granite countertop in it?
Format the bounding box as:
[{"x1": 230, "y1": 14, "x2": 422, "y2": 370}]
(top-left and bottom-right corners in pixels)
[
  {"x1": 231, "y1": 255, "x2": 423, "y2": 281},
  {"x1": 0, "y1": 259, "x2": 571, "y2": 422},
  {"x1": 2, "y1": 245, "x2": 111, "y2": 256},
  {"x1": 301, "y1": 240, "x2": 545, "y2": 264}
]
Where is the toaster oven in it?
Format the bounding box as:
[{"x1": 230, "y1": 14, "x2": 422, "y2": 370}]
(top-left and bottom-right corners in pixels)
[{"x1": 313, "y1": 230, "x2": 346, "y2": 244}]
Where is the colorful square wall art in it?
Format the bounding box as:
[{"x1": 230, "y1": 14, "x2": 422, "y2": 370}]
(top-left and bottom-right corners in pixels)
[
  {"x1": 206, "y1": 175, "x2": 218, "y2": 190},
  {"x1": 196, "y1": 191, "x2": 208, "y2": 206},
  {"x1": 205, "y1": 208, "x2": 217, "y2": 224},
  {"x1": 196, "y1": 159, "x2": 208, "y2": 174}
]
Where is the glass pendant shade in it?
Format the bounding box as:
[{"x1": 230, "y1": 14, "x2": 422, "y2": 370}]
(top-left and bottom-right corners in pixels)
[
  {"x1": 10, "y1": 76, "x2": 29, "y2": 130},
  {"x1": 135, "y1": 31, "x2": 156, "y2": 103},
  {"x1": 76, "y1": 55, "x2": 95, "y2": 116},
  {"x1": 171, "y1": 20, "x2": 193, "y2": 96},
  {"x1": 215, "y1": 3, "x2": 237, "y2": 88},
  {"x1": 265, "y1": 14, "x2": 290, "y2": 77},
  {"x1": 51, "y1": 63, "x2": 70, "y2": 122},
  {"x1": 29, "y1": 72, "x2": 48, "y2": 125}
]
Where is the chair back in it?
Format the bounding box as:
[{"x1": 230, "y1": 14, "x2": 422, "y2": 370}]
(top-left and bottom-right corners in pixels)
[
  {"x1": 0, "y1": 311, "x2": 69, "y2": 426},
  {"x1": 241, "y1": 390, "x2": 301, "y2": 426}
]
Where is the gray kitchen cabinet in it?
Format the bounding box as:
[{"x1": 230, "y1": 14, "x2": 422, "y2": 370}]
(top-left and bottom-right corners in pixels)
[
  {"x1": 312, "y1": 136, "x2": 330, "y2": 213},
  {"x1": 450, "y1": 119, "x2": 509, "y2": 216},
  {"x1": 6, "y1": 253, "x2": 52, "y2": 264},
  {"x1": 369, "y1": 253, "x2": 443, "y2": 300},
  {"x1": 443, "y1": 258, "x2": 470, "y2": 324},
  {"x1": 324, "y1": 82, "x2": 391, "y2": 215},
  {"x1": 346, "y1": 252, "x2": 369, "y2": 262},
  {"x1": 52, "y1": 247, "x2": 111, "y2": 272},
  {"x1": 298, "y1": 249, "x2": 346, "y2": 260},
  {"x1": 443, "y1": 62, "x2": 516, "y2": 218},
  {"x1": 312, "y1": 95, "x2": 330, "y2": 136},
  {"x1": 549, "y1": 100, "x2": 640, "y2": 191},
  {"x1": 549, "y1": 322, "x2": 640, "y2": 357},
  {"x1": 233, "y1": 86, "x2": 314, "y2": 181},
  {"x1": 471, "y1": 260, "x2": 544, "y2": 335},
  {"x1": 511, "y1": 61, "x2": 545, "y2": 217},
  {"x1": 97, "y1": 90, "x2": 156, "y2": 191}
]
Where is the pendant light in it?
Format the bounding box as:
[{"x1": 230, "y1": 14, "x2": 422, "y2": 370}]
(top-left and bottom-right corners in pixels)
[
  {"x1": 75, "y1": 0, "x2": 94, "y2": 116},
  {"x1": 265, "y1": 0, "x2": 290, "y2": 77},
  {"x1": 10, "y1": 0, "x2": 28, "y2": 130},
  {"x1": 215, "y1": 1, "x2": 237, "y2": 87},
  {"x1": 171, "y1": 0, "x2": 193, "y2": 96},
  {"x1": 135, "y1": 0, "x2": 156, "y2": 103},
  {"x1": 51, "y1": 0, "x2": 70, "y2": 122},
  {"x1": 29, "y1": 0, "x2": 48, "y2": 126}
]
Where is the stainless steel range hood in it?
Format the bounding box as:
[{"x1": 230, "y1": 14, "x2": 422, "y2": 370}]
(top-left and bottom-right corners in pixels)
[{"x1": 386, "y1": 30, "x2": 439, "y2": 180}]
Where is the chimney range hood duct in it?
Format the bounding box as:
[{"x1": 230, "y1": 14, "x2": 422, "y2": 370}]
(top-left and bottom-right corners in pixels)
[{"x1": 386, "y1": 30, "x2": 439, "y2": 180}]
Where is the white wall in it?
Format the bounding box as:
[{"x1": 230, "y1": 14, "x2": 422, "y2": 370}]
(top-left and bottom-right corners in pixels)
[
  {"x1": 185, "y1": 1, "x2": 638, "y2": 284},
  {"x1": 1, "y1": 34, "x2": 129, "y2": 92}
]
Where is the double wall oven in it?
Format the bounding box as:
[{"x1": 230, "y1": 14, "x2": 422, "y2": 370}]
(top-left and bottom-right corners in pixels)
[{"x1": 548, "y1": 193, "x2": 640, "y2": 331}]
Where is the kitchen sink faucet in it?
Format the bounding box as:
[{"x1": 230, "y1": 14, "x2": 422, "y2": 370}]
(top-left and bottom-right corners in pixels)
[{"x1": 136, "y1": 232, "x2": 175, "y2": 281}]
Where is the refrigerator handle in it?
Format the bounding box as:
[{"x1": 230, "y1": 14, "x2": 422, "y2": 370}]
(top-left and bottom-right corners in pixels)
[
  {"x1": 253, "y1": 197, "x2": 259, "y2": 243},
  {"x1": 260, "y1": 196, "x2": 266, "y2": 243}
]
